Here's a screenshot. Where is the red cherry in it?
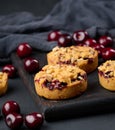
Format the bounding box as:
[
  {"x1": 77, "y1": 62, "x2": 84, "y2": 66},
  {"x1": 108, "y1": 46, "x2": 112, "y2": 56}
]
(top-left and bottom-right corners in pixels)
[
  {"x1": 2, "y1": 100, "x2": 20, "y2": 117},
  {"x1": 76, "y1": 43, "x2": 87, "y2": 47},
  {"x1": 91, "y1": 44, "x2": 105, "y2": 56},
  {"x1": 17, "y1": 42, "x2": 32, "y2": 58},
  {"x1": 58, "y1": 34, "x2": 72, "y2": 47},
  {"x1": 47, "y1": 30, "x2": 62, "y2": 41},
  {"x1": 72, "y1": 30, "x2": 88, "y2": 44},
  {"x1": 98, "y1": 35, "x2": 113, "y2": 47},
  {"x1": 2, "y1": 64, "x2": 16, "y2": 78},
  {"x1": 24, "y1": 57, "x2": 39, "y2": 73},
  {"x1": 24, "y1": 112, "x2": 44, "y2": 129},
  {"x1": 84, "y1": 38, "x2": 97, "y2": 47},
  {"x1": 101, "y1": 47, "x2": 115, "y2": 60},
  {"x1": 5, "y1": 113, "x2": 23, "y2": 129}
]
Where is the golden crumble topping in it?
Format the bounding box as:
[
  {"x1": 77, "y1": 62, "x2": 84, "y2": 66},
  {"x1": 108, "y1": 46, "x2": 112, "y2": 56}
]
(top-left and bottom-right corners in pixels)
[
  {"x1": 51, "y1": 46, "x2": 97, "y2": 64},
  {"x1": 98, "y1": 60, "x2": 115, "y2": 77},
  {"x1": 35, "y1": 64, "x2": 87, "y2": 86}
]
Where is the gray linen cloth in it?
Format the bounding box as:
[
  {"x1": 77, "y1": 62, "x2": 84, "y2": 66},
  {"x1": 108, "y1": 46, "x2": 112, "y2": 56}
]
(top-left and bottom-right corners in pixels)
[{"x1": 0, "y1": 0, "x2": 115, "y2": 63}]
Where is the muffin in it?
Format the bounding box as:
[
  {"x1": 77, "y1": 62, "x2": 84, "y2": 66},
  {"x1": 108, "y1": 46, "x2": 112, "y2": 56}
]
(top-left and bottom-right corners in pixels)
[
  {"x1": 0, "y1": 72, "x2": 8, "y2": 96},
  {"x1": 34, "y1": 64, "x2": 87, "y2": 100},
  {"x1": 98, "y1": 60, "x2": 115, "y2": 91},
  {"x1": 47, "y1": 46, "x2": 98, "y2": 73}
]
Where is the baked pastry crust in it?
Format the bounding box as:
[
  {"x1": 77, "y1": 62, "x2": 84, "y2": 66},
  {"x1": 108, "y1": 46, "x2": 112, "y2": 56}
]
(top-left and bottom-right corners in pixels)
[
  {"x1": 47, "y1": 46, "x2": 98, "y2": 73},
  {"x1": 34, "y1": 64, "x2": 87, "y2": 100},
  {"x1": 0, "y1": 72, "x2": 8, "y2": 96},
  {"x1": 98, "y1": 60, "x2": 115, "y2": 91}
]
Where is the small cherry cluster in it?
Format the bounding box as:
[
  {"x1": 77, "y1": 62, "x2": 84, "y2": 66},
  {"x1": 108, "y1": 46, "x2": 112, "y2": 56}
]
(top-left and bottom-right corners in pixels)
[
  {"x1": 1, "y1": 100, "x2": 44, "y2": 129},
  {"x1": 2, "y1": 43, "x2": 39, "y2": 78},
  {"x1": 47, "y1": 30, "x2": 115, "y2": 61}
]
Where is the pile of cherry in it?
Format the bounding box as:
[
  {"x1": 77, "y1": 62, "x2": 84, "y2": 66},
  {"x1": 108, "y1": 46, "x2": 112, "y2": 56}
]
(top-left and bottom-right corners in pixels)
[
  {"x1": 47, "y1": 30, "x2": 115, "y2": 60},
  {"x1": 2, "y1": 29, "x2": 115, "y2": 78},
  {"x1": 1, "y1": 100, "x2": 44, "y2": 129}
]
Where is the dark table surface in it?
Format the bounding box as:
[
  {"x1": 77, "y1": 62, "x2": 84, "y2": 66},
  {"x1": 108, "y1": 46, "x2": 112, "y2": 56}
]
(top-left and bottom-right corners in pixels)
[{"x1": 0, "y1": 0, "x2": 115, "y2": 130}]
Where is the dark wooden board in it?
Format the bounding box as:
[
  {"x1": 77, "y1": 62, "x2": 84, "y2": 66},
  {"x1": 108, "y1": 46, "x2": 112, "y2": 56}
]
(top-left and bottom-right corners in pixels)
[{"x1": 11, "y1": 51, "x2": 115, "y2": 121}]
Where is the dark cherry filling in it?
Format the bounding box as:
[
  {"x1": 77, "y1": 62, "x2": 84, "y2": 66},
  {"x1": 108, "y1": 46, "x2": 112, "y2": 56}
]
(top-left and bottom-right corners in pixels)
[
  {"x1": 58, "y1": 57, "x2": 93, "y2": 66},
  {"x1": 35, "y1": 77, "x2": 46, "y2": 83},
  {"x1": 43, "y1": 74, "x2": 87, "y2": 90},
  {"x1": 61, "y1": 60, "x2": 71, "y2": 64},
  {"x1": 43, "y1": 80, "x2": 67, "y2": 90},
  {"x1": 98, "y1": 70, "x2": 103, "y2": 76},
  {"x1": 58, "y1": 60, "x2": 75, "y2": 66},
  {"x1": 98, "y1": 70, "x2": 113, "y2": 78}
]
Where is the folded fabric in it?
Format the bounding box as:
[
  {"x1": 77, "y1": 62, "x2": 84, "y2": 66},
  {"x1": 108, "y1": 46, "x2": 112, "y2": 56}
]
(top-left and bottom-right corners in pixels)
[{"x1": 0, "y1": 0, "x2": 115, "y2": 63}]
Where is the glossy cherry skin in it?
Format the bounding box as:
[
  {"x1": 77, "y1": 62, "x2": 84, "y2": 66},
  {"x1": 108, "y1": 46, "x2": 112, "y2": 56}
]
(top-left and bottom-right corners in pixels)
[
  {"x1": 57, "y1": 34, "x2": 72, "y2": 47},
  {"x1": 17, "y1": 42, "x2": 32, "y2": 58},
  {"x1": 24, "y1": 57, "x2": 39, "y2": 73},
  {"x1": 72, "y1": 30, "x2": 88, "y2": 44},
  {"x1": 2, "y1": 100, "x2": 20, "y2": 117},
  {"x1": 91, "y1": 44, "x2": 105, "y2": 56},
  {"x1": 24, "y1": 112, "x2": 44, "y2": 129},
  {"x1": 2, "y1": 65, "x2": 16, "y2": 78},
  {"x1": 101, "y1": 47, "x2": 115, "y2": 60},
  {"x1": 5, "y1": 112, "x2": 23, "y2": 130},
  {"x1": 47, "y1": 30, "x2": 62, "y2": 41},
  {"x1": 84, "y1": 38, "x2": 97, "y2": 47},
  {"x1": 98, "y1": 35, "x2": 113, "y2": 47}
]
